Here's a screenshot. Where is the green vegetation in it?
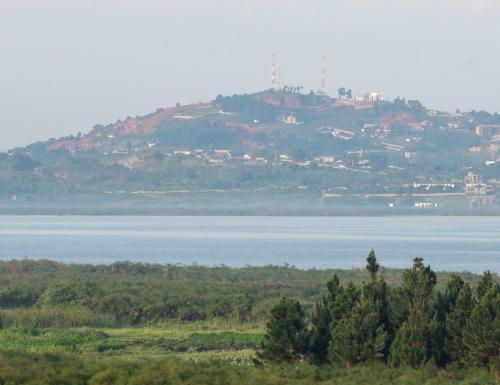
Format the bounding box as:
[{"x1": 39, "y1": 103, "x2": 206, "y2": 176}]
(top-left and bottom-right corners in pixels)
[
  {"x1": 0, "y1": 257, "x2": 498, "y2": 383},
  {"x1": 0, "y1": 324, "x2": 262, "y2": 357},
  {"x1": 0, "y1": 352, "x2": 498, "y2": 385},
  {"x1": 0, "y1": 259, "x2": 487, "y2": 326},
  {"x1": 259, "y1": 251, "x2": 499, "y2": 376}
]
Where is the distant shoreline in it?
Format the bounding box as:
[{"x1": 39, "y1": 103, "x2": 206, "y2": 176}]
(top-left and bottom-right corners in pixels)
[
  {"x1": 2, "y1": 190, "x2": 499, "y2": 216},
  {"x1": 1, "y1": 207, "x2": 499, "y2": 216}
]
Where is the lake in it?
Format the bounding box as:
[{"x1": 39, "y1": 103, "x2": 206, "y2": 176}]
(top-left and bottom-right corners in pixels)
[{"x1": 0, "y1": 216, "x2": 498, "y2": 273}]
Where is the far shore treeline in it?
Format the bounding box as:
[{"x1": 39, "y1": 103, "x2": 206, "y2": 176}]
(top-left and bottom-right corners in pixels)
[{"x1": 0, "y1": 257, "x2": 494, "y2": 327}]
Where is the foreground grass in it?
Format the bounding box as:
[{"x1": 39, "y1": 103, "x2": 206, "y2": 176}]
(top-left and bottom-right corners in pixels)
[
  {"x1": 0, "y1": 351, "x2": 496, "y2": 385},
  {"x1": 0, "y1": 319, "x2": 497, "y2": 384}
]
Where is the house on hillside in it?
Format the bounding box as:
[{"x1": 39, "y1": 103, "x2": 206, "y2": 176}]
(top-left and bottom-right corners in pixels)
[
  {"x1": 279, "y1": 154, "x2": 293, "y2": 163},
  {"x1": 213, "y1": 150, "x2": 232, "y2": 159},
  {"x1": 174, "y1": 148, "x2": 192, "y2": 156},
  {"x1": 280, "y1": 114, "x2": 302, "y2": 125},
  {"x1": 476, "y1": 124, "x2": 500, "y2": 139},
  {"x1": 314, "y1": 156, "x2": 336, "y2": 164},
  {"x1": 414, "y1": 202, "x2": 438, "y2": 209}
]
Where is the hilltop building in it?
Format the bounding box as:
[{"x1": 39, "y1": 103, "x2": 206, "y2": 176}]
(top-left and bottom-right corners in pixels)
[{"x1": 356, "y1": 92, "x2": 385, "y2": 103}]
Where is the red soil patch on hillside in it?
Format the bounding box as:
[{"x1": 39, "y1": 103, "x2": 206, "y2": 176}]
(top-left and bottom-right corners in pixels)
[
  {"x1": 117, "y1": 103, "x2": 212, "y2": 135},
  {"x1": 379, "y1": 112, "x2": 418, "y2": 127},
  {"x1": 49, "y1": 103, "x2": 213, "y2": 153}
]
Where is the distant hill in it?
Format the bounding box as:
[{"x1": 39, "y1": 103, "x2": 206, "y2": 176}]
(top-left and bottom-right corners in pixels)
[{"x1": 1, "y1": 90, "x2": 500, "y2": 212}]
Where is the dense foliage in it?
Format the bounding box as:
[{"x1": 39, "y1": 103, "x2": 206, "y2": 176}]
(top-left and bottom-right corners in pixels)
[
  {"x1": 0, "y1": 257, "x2": 498, "y2": 384},
  {"x1": 0, "y1": 260, "x2": 487, "y2": 327},
  {"x1": 260, "y1": 251, "x2": 500, "y2": 374}
]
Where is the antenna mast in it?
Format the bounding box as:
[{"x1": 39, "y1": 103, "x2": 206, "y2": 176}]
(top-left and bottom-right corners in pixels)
[
  {"x1": 278, "y1": 65, "x2": 281, "y2": 90},
  {"x1": 320, "y1": 54, "x2": 327, "y2": 95},
  {"x1": 271, "y1": 53, "x2": 279, "y2": 91}
]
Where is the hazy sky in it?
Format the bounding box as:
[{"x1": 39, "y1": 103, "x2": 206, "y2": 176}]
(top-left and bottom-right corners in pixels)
[{"x1": 1, "y1": 0, "x2": 500, "y2": 151}]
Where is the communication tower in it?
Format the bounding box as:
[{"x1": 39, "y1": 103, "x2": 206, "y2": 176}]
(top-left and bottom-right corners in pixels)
[
  {"x1": 320, "y1": 54, "x2": 327, "y2": 95},
  {"x1": 271, "y1": 54, "x2": 281, "y2": 91}
]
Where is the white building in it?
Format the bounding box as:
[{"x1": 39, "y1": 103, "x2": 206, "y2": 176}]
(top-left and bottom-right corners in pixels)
[
  {"x1": 414, "y1": 202, "x2": 438, "y2": 208},
  {"x1": 281, "y1": 114, "x2": 301, "y2": 125},
  {"x1": 365, "y1": 92, "x2": 385, "y2": 102}
]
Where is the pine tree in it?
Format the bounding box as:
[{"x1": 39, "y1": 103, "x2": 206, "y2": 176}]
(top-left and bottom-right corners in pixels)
[
  {"x1": 309, "y1": 274, "x2": 360, "y2": 363},
  {"x1": 476, "y1": 271, "x2": 496, "y2": 299},
  {"x1": 309, "y1": 298, "x2": 332, "y2": 363},
  {"x1": 329, "y1": 299, "x2": 388, "y2": 368},
  {"x1": 445, "y1": 275, "x2": 466, "y2": 307},
  {"x1": 463, "y1": 287, "x2": 500, "y2": 367},
  {"x1": 402, "y1": 257, "x2": 437, "y2": 306},
  {"x1": 259, "y1": 297, "x2": 309, "y2": 362},
  {"x1": 329, "y1": 251, "x2": 389, "y2": 366},
  {"x1": 445, "y1": 282, "x2": 474, "y2": 364},
  {"x1": 366, "y1": 249, "x2": 379, "y2": 282},
  {"x1": 389, "y1": 303, "x2": 439, "y2": 367},
  {"x1": 434, "y1": 275, "x2": 467, "y2": 366},
  {"x1": 389, "y1": 258, "x2": 438, "y2": 367},
  {"x1": 387, "y1": 286, "x2": 409, "y2": 337},
  {"x1": 363, "y1": 250, "x2": 389, "y2": 329}
]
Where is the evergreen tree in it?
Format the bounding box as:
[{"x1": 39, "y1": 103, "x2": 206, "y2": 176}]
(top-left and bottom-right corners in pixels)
[
  {"x1": 389, "y1": 304, "x2": 439, "y2": 368},
  {"x1": 309, "y1": 298, "x2": 332, "y2": 363},
  {"x1": 387, "y1": 286, "x2": 409, "y2": 337},
  {"x1": 401, "y1": 257, "x2": 437, "y2": 306},
  {"x1": 477, "y1": 271, "x2": 496, "y2": 299},
  {"x1": 390, "y1": 258, "x2": 438, "y2": 367},
  {"x1": 309, "y1": 275, "x2": 359, "y2": 363},
  {"x1": 363, "y1": 250, "x2": 390, "y2": 357},
  {"x1": 445, "y1": 281, "x2": 474, "y2": 364},
  {"x1": 327, "y1": 276, "x2": 360, "y2": 322},
  {"x1": 259, "y1": 254, "x2": 499, "y2": 370},
  {"x1": 259, "y1": 297, "x2": 309, "y2": 362},
  {"x1": 366, "y1": 249, "x2": 379, "y2": 282},
  {"x1": 444, "y1": 275, "x2": 466, "y2": 307},
  {"x1": 434, "y1": 275, "x2": 466, "y2": 366},
  {"x1": 329, "y1": 299, "x2": 388, "y2": 368},
  {"x1": 363, "y1": 251, "x2": 389, "y2": 319},
  {"x1": 463, "y1": 287, "x2": 500, "y2": 367},
  {"x1": 329, "y1": 251, "x2": 389, "y2": 366}
]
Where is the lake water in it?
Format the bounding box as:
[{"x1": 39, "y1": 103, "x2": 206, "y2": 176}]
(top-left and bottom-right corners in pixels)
[{"x1": 0, "y1": 216, "x2": 498, "y2": 273}]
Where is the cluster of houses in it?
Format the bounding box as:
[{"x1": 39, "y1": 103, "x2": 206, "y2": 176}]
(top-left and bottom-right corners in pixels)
[
  {"x1": 470, "y1": 124, "x2": 500, "y2": 167},
  {"x1": 172, "y1": 148, "x2": 268, "y2": 166},
  {"x1": 169, "y1": 148, "x2": 351, "y2": 169}
]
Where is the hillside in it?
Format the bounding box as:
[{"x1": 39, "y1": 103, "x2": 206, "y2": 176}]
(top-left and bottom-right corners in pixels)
[{"x1": 2, "y1": 90, "x2": 500, "y2": 212}]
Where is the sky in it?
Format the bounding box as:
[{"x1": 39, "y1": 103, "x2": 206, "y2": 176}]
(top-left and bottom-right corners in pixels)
[{"x1": 1, "y1": 0, "x2": 500, "y2": 151}]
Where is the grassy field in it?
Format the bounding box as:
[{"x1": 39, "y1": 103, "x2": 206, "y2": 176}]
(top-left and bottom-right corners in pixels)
[{"x1": 0, "y1": 320, "x2": 265, "y2": 362}]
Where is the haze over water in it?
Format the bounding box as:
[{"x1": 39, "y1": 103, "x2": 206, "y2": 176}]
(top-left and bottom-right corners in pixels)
[{"x1": 0, "y1": 215, "x2": 498, "y2": 273}]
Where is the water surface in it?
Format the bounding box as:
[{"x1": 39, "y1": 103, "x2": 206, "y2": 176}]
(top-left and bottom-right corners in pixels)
[{"x1": 0, "y1": 216, "x2": 498, "y2": 273}]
